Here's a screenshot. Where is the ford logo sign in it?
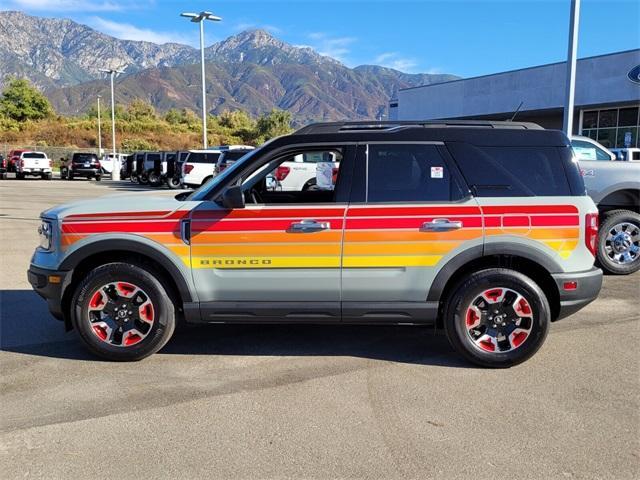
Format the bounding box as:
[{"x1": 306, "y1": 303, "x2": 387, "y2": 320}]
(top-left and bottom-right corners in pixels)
[{"x1": 629, "y1": 65, "x2": 640, "y2": 84}]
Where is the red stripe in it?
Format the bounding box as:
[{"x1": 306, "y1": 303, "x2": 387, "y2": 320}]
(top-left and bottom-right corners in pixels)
[
  {"x1": 62, "y1": 221, "x2": 180, "y2": 234},
  {"x1": 192, "y1": 218, "x2": 344, "y2": 233},
  {"x1": 192, "y1": 208, "x2": 345, "y2": 220},
  {"x1": 346, "y1": 216, "x2": 482, "y2": 230},
  {"x1": 347, "y1": 206, "x2": 481, "y2": 217},
  {"x1": 530, "y1": 215, "x2": 579, "y2": 226},
  {"x1": 482, "y1": 205, "x2": 578, "y2": 214}
]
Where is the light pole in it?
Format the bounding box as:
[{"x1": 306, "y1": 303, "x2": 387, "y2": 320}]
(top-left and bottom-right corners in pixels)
[
  {"x1": 562, "y1": 0, "x2": 581, "y2": 137},
  {"x1": 180, "y1": 11, "x2": 222, "y2": 149},
  {"x1": 97, "y1": 95, "x2": 102, "y2": 157},
  {"x1": 99, "y1": 68, "x2": 124, "y2": 180}
]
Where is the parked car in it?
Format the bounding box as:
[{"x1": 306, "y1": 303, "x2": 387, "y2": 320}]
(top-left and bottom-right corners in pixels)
[
  {"x1": 0, "y1": 154, "x2": 7, "y2": 179},
  {"x1": 101, "y1": 153, "x2": 127, "y2": 176},
  {"x1": 16, "y1": 151, "x2": 52, "y2": 180},
  {"x1": 570, "y1": 136, "x2": 615, "y2": 161},
  {"x1": 120, "y1": 154, "x2": 135, "y2": 180},
  {"x1": 61, "y1": 153, "x2": 102, "y2": 181},
  {"x1": 611, "y1": 148, "x2": 640, "y2": 162},
  {"x1": 214, "y1": 148, "x2": 255, "y2": 176},
  {"x1": 28, "y1": 120, "x2": 602, "y2": 366},
  {"x1": 165, "y1": 151, "x2": 189, "y2": 189},
  {"x1": 182, "y1": 145, "x2": 254, "y2": 188},
  {"x1": 7, "y1": 149, "x2": 27, "y2": 173}
]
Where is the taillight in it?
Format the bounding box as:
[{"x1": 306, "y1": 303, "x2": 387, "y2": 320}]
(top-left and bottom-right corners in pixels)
[
  {"x1": 184, "y1": 164, "x2": 194, "y2": 174},
  {"x1": 275, "y1": 166, "x2": 290, "y2": 181},
  {"x1": 219, "y1": 164, "x2": 227, "y2": 172},
  {"x1": 96, "y1": 161, "x2": 101, "y2": 168},
  {"x1": 332, "y1": 167, "x2": 339, "y2": 184},
  {"x1": 20, "y1": 159, "x2": 24, "y2": 167},
  {"x1": 585, "y1": 213, "x2": 599, "y2": 257}
]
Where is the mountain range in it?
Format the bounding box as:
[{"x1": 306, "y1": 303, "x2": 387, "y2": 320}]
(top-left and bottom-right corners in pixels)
[{"x1": 0, "y1": 11, "x2": 458, "y2": 122}]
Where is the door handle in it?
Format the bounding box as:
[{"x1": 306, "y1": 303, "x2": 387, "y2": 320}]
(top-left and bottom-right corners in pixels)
[
  {"x1": 420, "y1": 218, "x2": 463, "y2": 232},
  {"x1": 289, "y1": 219, "x2": 331, "y2": 233}
]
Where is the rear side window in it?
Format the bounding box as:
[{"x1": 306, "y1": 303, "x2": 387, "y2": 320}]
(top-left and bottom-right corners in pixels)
[
  {"x1": 221, "y1": 151, "x2": 250, "y2": 163},
  {"x1": 367, "y1": 144, "x2": 465, "y2": 203},
  {"x1": 146, "y1": 154, "x2": 161, "y2": 162},
  {"x1": 188, "y1": 152, "x2": 221, "y2": 164},
  {"x1": 447, "y1": 143, "x2": 573, "y2": 197},
  {"x1": 571, "y1": 139, "x2": 611, "y2": 161}
]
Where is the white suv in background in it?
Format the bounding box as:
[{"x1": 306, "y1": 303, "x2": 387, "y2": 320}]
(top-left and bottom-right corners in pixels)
[
  {"x1": 16, "y1": 151, "x2": 52, "y2": 180},
  {"x1": 267, "y1": 150, "x2": 340, "y2": 192},
  {"x1": 182, "y1": 145, "x2": 254, "y2": 188}
]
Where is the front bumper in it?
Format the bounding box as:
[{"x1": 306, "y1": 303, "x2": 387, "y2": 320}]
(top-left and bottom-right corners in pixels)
[
  {"x1": 27, "y1": 265, "x2": 69, "y2": 321},
  {"x1": 552, "y1": 267, "x2": 603, "y2": 320}
]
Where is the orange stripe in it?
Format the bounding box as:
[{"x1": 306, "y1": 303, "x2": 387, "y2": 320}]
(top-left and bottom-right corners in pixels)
[
  {"x1": 344, "y1": 229, "x2": 482, "y2": 242},
  {"x1": 191, "y1": 243, "x2": 341, "y2": 256}
]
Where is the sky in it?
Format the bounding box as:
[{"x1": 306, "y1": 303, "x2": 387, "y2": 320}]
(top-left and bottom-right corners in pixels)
[{"x1": 4, "y1": 0, "x2": 639, "y2": 77}]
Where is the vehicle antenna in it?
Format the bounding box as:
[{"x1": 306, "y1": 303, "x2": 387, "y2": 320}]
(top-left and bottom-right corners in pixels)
[{"x1": 508, "y1": 101, "x2": 524, "y2": 122}]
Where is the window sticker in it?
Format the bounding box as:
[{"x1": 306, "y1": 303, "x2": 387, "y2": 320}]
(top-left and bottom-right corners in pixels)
[{"x1": 431, "y1": 166, "x2": 444, "y2": 179}]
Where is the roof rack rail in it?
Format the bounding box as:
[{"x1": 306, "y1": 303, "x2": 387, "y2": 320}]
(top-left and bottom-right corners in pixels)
[{"x1": 295, "y1": 120, "x2": 544, "y2": 135}]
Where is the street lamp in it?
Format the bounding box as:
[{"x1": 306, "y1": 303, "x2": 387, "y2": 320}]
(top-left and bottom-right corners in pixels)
[
  {"x1": 562, "y1": 0, "x2": 581, "y2": 137},
  {"x1": 99, "y1": 68, "x2": 125, "y2": 180},
  {"x1": 180, "y1": 11, "x2": 222, "y2": 149},
  {"x1": 96, "y1": 95, "x2": 102, "y2": 157}
]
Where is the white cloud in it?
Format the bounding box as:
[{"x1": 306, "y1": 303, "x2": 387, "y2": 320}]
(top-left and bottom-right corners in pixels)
[
  {"x1": 7, "y1": 0, "x2": 123, "y2": 12},
  {"x1": 89, "y1": 16, "x2": 195, "y2": 46},
  {"x1": 374, "y1": 52, "x2": 419, "y2": 73},
  {"x1": 307, "y1": 32, "x2": 356, "y2": 63}
]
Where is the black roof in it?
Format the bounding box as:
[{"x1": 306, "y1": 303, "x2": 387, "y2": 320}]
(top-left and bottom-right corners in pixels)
[{"x1": 282, "y1": 120, "x2": 569, "y2": 147}]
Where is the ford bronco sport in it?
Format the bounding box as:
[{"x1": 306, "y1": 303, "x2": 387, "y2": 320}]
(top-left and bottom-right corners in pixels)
[{"x1": 28, "y1": 121, "x2": 603, "y2": 367}]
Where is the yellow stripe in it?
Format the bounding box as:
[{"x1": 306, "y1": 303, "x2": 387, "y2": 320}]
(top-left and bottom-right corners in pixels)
[
  {"x1": 188, "y1": 256, "x2": 341, "y2": 269},
  {"x1": 343, "y1": 255, "x2": 442, "y2": 268},
  {"x1": 343, "y1": 242, "x2": 460, "y2": 256}
]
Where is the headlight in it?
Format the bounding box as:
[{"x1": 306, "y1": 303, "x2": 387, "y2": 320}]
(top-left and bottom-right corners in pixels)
[{"x1": 38, "y1": 220, "x2": 53, "y2": 251}]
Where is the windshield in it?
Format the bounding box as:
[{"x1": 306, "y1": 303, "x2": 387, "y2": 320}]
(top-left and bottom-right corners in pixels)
[{"x1": 187, "y1": 147, "x2": 263, "y2": 201}]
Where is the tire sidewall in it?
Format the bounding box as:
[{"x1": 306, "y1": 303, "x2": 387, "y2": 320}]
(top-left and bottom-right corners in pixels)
[
  {"x1": 445, "y1": 269, "x2": 550, "y2": 368},
  {"x1": 71, "y1": 263, "x2": 175, "y2": 361},
  {"x1": 597, "y1": 210, "x2": 640, "y2": 275}
]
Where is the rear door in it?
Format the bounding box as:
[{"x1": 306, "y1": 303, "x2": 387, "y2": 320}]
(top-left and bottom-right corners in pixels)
[{"x1": 341, "y1": 142, "x2": 482, "y2": 322}]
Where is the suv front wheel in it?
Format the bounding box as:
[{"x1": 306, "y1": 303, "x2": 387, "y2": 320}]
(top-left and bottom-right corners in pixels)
[
  {"x1": 71, "y1": 262, "x2": 176, "y2": 361},
  {"x1": 444, "y1": 269, "x2": 550, "y2": 368}
]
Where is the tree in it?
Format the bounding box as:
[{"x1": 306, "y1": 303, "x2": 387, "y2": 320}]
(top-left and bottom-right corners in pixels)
[
  {"x1": 0, "y1": 77, "x2": 54, "y2": 122},
  {"x1": 254, "y1": 109, "x2": 293, "y2": 144},
  {"x1": 126, "y1": 99, "x2": 156, "y2": 121}
]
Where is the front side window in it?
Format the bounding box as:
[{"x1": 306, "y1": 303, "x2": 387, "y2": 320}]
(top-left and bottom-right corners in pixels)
[
  {"x1": 366, "y1": 144, "x2": 464, "y2": 203},
  {"x1": 571, "y1": 139, "x2": 611, "y2": 161}
]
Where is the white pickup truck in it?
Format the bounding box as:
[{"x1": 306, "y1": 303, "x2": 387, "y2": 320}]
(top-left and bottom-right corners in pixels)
[
  {"x1": 571, "y1": 136, "x2": 640, "y2": 275},
  {"x1": 16, "y1": 151, "x2": 52, "y2": 180}
]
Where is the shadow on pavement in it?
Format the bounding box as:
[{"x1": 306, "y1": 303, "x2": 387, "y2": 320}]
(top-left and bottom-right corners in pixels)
[{"x1": 0, "y1": 290, "x2": 467, "y2": 368}]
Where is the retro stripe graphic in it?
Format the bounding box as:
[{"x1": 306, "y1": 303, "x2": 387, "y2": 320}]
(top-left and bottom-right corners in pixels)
[{"x1": 60, "y1": 204, "x2": 581, "y2": 269}]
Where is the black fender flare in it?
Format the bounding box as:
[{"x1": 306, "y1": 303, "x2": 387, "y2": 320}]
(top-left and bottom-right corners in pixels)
[
  {"x1": 59, "y1": 238, "x2": 195, "y2": 303},
  {"x1": 426, "y1": 242, "x2": 562, "y2": 302}
]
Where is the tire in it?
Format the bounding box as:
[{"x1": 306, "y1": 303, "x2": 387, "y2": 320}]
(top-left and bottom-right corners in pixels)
[
  {"x1": 167, "y1": 177, "x2": 182, "y2": 189},
  {"x1": 95, "y1": 175, "x2": 102, "y2": 182},
  {"x1": 201, "y1": 176, "x2": 212, "y2": 187},
  {"x1": 596, "y1": 209, "x2": 640, "y2": 275},
  {"x1": 16, "y1": 172, "x2": 24, "y2": 180},
  {"x1": 443, "y1": 268, "x2": 550, "y2": 368},
  {"x1": 302, "y1": 179, "x2": 317, "y2": 191},
  {"x1": 139, "y1": 172, "x2": 149, "y2": 185},
  {"x1": 148, "y1": 172, "x2": 162, "y2": 187},
  {"x1": 68, "y1": 172, "x2": 74, "y2": 180},
  {"x1": 71, "y1": 262, "x2": 176, "y2": 361},
  {"x1": 60, "y1": 168, "x2": 67, "y2": 180},
  {"x1": 42, "y1": 173, "x2": 52, "y2": 180}
]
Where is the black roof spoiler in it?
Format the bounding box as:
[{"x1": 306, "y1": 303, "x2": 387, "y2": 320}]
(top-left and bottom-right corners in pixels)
[{"x1": 295, "y1": 120, "x2": 544, "y2": 135}]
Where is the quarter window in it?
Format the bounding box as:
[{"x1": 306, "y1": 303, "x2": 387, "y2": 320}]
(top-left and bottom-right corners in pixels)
[{"x1": 366, "y1": 144, "x2": 464, "y2": 203}]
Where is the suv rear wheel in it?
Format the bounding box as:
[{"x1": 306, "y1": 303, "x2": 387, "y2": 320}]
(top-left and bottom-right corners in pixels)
[
  {"x1": 71, "y1": 263, "x2": 176, "y2": 361},
  {"x1": 597, "y1": 210, "x2": 640, "y2": 275},
  {"x1": 444, "y1": 269, "x2": 550, "y2": 368}
]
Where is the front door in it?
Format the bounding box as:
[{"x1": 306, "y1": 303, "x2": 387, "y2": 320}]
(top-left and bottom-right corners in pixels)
[
  {"x1": 341, "y1": 142, "x2": 482, "y2": 322},
  {"x1": 189, "y1": 145, "x2": 354, "y2": 322}
]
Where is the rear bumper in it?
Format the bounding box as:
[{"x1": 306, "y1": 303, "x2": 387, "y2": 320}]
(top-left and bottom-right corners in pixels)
[
  {"x1": 27, "y1": 265, "x2": 68, "y2": 321},
  {"x1": 552, "y1": 267, "x2": 603, "y2": 320},
  {"x1": 71, "y1": 168, "x2": 101, "y2": 177}
]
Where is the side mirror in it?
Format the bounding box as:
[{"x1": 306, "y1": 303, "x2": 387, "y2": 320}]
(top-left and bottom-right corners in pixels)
[{"x1": 221, "y1": 185, "x2": 245, "y2": 209}]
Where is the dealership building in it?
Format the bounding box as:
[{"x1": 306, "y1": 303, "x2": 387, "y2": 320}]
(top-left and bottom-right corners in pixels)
[{"x1": 389, "y1": 49, "x2": 640, "y2": 148}]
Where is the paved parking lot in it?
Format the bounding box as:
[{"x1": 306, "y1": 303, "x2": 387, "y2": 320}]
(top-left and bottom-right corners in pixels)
[{"x1": 1, "y1": 178, "x2": 638, "y2": 479}]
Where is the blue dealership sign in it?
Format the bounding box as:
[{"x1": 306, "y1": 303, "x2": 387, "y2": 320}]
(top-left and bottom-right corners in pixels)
[{"x1": 628, "y1": 65, "x2": 640, "y2": 84}]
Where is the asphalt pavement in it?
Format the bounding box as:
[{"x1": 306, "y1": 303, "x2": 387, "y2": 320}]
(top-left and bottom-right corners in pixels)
[{"x1": 1, "y1": 177, "x2": 638, "y2": 479}]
